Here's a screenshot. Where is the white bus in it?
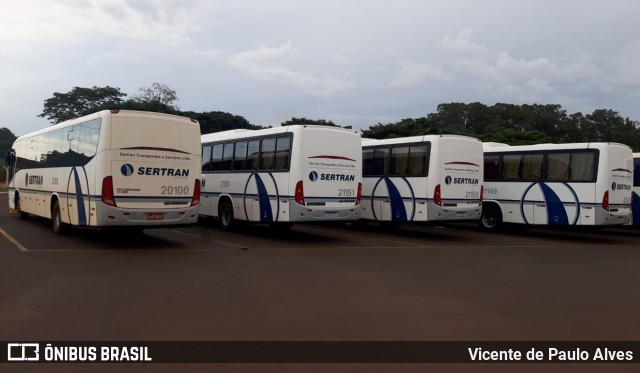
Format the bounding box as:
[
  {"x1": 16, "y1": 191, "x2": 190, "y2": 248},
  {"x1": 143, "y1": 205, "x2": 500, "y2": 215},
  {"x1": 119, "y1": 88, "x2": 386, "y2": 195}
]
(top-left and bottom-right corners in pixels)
[
  {"x1": 199, "y1": 125, "x2": 362, "y2": 230},
  {"x1": 632, "y1": 152, "x2": 640, "y2": 226},
  {"x1": 360, "y1": 135, "x2": 483, "y2": 226},
  {"x1": 4, "y1": 110, "x2": 201, "y2": 234},
  {"x1": 481, "y1": 142, "x2": 633, "y2": 230}
]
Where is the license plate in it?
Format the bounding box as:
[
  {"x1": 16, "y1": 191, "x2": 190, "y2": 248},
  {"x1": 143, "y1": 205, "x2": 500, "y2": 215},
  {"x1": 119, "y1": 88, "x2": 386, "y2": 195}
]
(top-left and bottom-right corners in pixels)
[
  {"x1": 146, "y1": 213, "x2": 164, "y2": 220},
  {"x1": 325, "y1": 211, "x2": 338, "y2": 218}
]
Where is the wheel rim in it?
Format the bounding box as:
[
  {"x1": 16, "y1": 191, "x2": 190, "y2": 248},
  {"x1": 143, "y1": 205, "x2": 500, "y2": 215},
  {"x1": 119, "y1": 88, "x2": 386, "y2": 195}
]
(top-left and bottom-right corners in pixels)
[
  {"x1": 54, "y1": 208, "x2": 60, "y2": 230},
  {"x1": 482, "y1": 212, "x2": 496, "y2": 228},
  {"x1": 221, "y1": 206, "x2": 231, "y2": 226}
]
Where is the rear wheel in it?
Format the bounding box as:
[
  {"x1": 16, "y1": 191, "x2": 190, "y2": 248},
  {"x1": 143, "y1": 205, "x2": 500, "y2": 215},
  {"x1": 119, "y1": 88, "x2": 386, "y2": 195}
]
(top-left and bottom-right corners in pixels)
[
  {"x1": 52, "y1": 200, "x2": 69, "y2": 235},
  {"x1": 480, "y1": 204, "x2": 503, "y2": 231},
  {"x1": 219, "y1": 200, "x2": 235, "y2": 231}
]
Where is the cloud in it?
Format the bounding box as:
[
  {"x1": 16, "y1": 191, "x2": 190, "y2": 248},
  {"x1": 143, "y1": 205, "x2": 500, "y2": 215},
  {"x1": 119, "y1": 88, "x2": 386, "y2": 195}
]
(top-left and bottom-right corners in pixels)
[
  {"x1": 0, "y1": 0, "x2": 204, "y2": 53},
  {"x1": 440, "y1": 28, "x2": 490, "y2": 58},
  {"x1": 391, "y1": 61, "x2": 454, "y2": 87},
  {"x1": 229, "y1": 42, "x2": 354, "y2": 95}
]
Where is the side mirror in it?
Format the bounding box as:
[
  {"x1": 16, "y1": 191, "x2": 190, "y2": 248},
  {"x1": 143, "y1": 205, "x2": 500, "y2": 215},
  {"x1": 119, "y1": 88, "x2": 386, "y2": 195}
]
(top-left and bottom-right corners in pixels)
[{"x1": 4, "y1": 149, "x2": 15, "y2": 167}]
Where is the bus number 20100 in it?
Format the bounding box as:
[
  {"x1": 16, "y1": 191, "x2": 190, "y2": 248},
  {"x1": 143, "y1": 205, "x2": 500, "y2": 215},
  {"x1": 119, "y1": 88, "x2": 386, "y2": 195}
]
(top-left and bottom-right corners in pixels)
[{"x1": 161, "y1": 186, "x2": 190, "y2": 195}]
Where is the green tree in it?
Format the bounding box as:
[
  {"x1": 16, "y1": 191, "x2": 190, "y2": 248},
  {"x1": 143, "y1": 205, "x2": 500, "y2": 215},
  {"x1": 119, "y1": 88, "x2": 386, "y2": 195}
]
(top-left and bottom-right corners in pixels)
[
  {"x1": 281, "y1": 117, "x2": 351, "y2": 129},
  {"x1": 39, "y1": 86, "x2": 127, "y2": 124},
  {"x1": 478, "y1": 128, "x2": 552, "y2": 145},
  {"x1": 183, "y1": 111, "x2": 261, "y2": 134},
  {"x1": 361, "y1": 117, "x2": 440, "y2": 139},
  {"x1": 132, "y1": 82, "x2": 179, "y2": 110},
  {"x1": 119, "y1": 99, "x2": 178, "y2": 115}
]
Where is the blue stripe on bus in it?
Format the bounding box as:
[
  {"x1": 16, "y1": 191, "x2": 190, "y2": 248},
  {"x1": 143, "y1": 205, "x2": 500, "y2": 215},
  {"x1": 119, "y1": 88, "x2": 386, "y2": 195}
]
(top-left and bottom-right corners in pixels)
[
  {"x1": 71, "y1": 167, "x2": 87, "y2": 226},
  {"x1": 384, "y1": 177, "x2": 407, "y2": 221},
  {"x1": 254, "y1": 174, "x2": 273, "y2": 223},
  {"x1": 539, "y1": 182, "x2": 569, "y2": 225}
]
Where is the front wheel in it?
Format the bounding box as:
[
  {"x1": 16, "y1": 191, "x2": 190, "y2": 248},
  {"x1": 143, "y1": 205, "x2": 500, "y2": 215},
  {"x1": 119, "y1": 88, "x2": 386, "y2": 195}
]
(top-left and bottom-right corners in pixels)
[
  {"x1": 15, "y1": 195, "x2": 28, "y2": 220},
  {"x1": 480, "y1": 205, "x2": 503, "y2": 231},
  {"x1": 219, "y1": 200, "x2": 235, "y2": 231},
  {"x1": 52, "y1": 200, "x2": 69, "y2": 235}
]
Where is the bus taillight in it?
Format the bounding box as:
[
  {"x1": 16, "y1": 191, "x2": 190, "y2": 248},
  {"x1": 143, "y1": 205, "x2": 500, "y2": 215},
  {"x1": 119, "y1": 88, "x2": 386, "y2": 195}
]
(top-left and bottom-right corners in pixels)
[
  {"x1": 191, "y1": 179, "x2": 201, "y2": 206},
  {"x1": 602, "y1": 190, "x2": 609, "y2": 211},
  {"x1": 110, "y1": 109, "x2": 120, "y2": 114},
  {"x1": 355, "y1": 182, "x2": 362, "y2": 205},
  {"x1": 101, "y1": 176, "x2": 116, "y2": 207},
  {"x1": 434, "y1": 184, "x2": 442, "y2": 206},
  {"x1": 295, "y1": 180, "x2": 305, "y2": 205}
]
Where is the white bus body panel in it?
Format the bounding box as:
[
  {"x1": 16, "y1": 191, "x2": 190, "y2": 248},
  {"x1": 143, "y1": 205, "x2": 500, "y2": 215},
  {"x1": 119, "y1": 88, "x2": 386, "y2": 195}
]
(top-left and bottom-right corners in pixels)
[
  {"x1": 483, "y1": 142, "x2": 632, "y2": 227},
  {"x1": 361, "y1": 135, "x2": 483, "y2": 223},
  {"x1": 7, "y1": 110, "x2": 201, "y2": 228},
  {"x1": 200, "y1": 125, "x2": 362, "y2": 224}
]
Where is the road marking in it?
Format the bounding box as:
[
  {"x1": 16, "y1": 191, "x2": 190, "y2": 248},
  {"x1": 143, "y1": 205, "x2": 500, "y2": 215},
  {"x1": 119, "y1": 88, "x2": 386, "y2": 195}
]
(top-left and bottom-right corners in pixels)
[{"x1": 0, "y1": 227, "x2": 29, "y2": 252}]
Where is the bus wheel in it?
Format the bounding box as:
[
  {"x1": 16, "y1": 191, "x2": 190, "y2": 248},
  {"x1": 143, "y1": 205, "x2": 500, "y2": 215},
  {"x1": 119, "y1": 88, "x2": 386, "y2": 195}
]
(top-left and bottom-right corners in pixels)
[
  {"x1": 15, "y1": 195, "x2": 28, "y2": 220},
  {"x1": 52, "y1": 200, "x2": 69, "y2": 235},
  {"x1": 480, "y1": 205, "x2": 503, "y2": 231},
  {"x1": 219, "y1": 200, "x2": 235, "y2": 231}
]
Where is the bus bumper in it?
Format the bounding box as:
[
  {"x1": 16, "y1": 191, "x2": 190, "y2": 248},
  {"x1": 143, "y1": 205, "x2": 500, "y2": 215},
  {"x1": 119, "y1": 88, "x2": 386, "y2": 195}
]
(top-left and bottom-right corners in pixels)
[
  {"x1": 426, "y1": 202, "x2": 482, "y2": 221},
  {"x1": 94, "y1": 204, "x2": 200, "y2": 227},
  {"x1": 288, "y1": 204, "x2": 361, "y2": 221}
]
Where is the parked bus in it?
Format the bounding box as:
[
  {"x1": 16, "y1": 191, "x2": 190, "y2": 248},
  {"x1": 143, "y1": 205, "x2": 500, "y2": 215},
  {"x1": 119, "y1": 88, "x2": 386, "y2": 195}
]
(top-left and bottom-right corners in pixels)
[
  {"x1": 199, "y1": 125, "x2": 362, "y2": 230},
  {"x1": 481, "y1": 142, "x2": 633, "y2": 230},
  {"x1": 3, "y1": 110, "x2": 201, "y2": 234},
  {"x1": 360, "y1": 135, "x2": 483, "y2": 226},
  {"x1": 632, "y1": 152, "x2": 640, "y2": 226}
]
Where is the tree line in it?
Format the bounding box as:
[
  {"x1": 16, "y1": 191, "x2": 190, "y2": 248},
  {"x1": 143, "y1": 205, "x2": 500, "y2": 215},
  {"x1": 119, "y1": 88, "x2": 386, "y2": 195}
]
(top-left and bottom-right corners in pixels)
[{"x1": 3, "y1": 84, "x2": 640, "y2": 158}]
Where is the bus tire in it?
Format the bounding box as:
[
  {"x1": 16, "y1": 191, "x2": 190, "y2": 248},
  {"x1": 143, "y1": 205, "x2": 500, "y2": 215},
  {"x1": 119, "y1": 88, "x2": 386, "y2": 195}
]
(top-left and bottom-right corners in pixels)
[
  {"x1": 15, "y1": 194, "x2": 28, "y2": 220},
  {"x1": 480, "y1": 204, "x2": 503, "y2": 231},
  {"x1": 219, "y1": 200, "x2": 235, "y2": 231},
  {"x1": 52, "y1": 200, "x2": 69, "y2": 235}
]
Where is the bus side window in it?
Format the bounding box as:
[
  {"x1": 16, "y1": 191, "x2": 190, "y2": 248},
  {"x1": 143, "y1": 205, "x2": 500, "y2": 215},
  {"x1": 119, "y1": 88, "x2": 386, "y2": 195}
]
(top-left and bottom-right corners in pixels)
[
  {"x1": 374, "y1": 148, "x2": 389, "y2": 175},
  {"x1": 211, "y1": 144, "x2": 224, "y2": 171},
  {"x1": 201, "y1": 145, "x2": 212, "y2": 172},
  {"x1": 408, "y1": 145, "x2": 427, "y2": 175},
  {"x1": 484, "y1": 154, "x2": 500, "y2": 180},
  {"x1": 363, "y1": 149, "x2": 375, "y2": 176},
  {"x1": 233, "y1": 141, "x2": 248, "y2": 171},
  {"x1": 546, "y1": 153, "x2": 570, "y2": 181},
  {"x1": 521, "y1": 153, "x2": 543, "y2": 180},
  {"x1": 569, "y1": 152, "x2": 595, "y2": 181},
  {"x1": 246, "y1": 140, "x2": 259, "y2": 170},
  {"x1": 274, "y1": 136, "x2": 291, "y2": 170},
  {"x1": 260, "y1": 138, "x2": 276, "y2": 170},
  {"x1": 502, "y1": 154, "x2": 522, "y2": 180}
]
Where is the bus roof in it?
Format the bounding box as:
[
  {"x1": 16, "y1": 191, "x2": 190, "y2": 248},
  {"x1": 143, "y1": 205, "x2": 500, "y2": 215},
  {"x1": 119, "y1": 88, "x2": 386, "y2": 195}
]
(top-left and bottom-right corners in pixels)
[
  {"x1": 14, "y1": 110, "x2": 197, "y2": 142},
  {"x1": 362, "y1": 134, "x2": 481, "y2": 146},
  {"x1": 201, "y1": 125, "x2": 359, "y2": 144},
  {"x1": 482, "y1": 142, "x2": 631, "y2": 152}
]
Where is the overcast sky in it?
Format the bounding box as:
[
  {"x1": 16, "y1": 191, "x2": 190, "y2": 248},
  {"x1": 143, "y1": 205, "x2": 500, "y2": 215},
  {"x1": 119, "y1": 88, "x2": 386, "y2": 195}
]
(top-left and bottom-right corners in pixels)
[{"x1": 2, "y1": 0, "x2": 640, "y2": 136}]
